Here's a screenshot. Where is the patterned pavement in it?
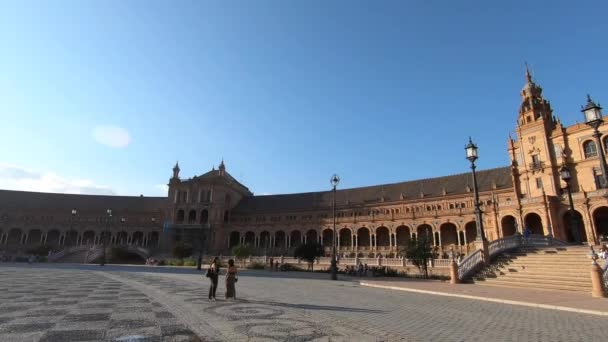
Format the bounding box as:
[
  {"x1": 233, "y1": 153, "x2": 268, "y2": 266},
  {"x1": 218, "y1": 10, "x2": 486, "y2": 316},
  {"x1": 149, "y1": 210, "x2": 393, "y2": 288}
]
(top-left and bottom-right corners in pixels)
[{"x1": 1, "y1": 264, "x2": 608, "y2": 341}]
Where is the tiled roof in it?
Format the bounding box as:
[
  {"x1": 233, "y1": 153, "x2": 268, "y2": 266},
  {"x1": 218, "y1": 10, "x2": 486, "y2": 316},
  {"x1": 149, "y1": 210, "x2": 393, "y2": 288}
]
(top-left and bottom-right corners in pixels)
[
  {"x1": 0, "y1": 190, "x2": 166, "y2": 213},
  {"x1": 186, "y1": 170, "x2": 250, "y2": 192},
  {"x1": 233, "y1": 166, "x2": 513, "y2": 213}
]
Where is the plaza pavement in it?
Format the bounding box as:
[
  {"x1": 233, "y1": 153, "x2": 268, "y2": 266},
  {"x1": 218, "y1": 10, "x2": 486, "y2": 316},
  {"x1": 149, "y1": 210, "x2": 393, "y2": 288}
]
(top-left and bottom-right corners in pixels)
[{"x1": 1, "y1": 263, "x2": 608, "y2": 341}]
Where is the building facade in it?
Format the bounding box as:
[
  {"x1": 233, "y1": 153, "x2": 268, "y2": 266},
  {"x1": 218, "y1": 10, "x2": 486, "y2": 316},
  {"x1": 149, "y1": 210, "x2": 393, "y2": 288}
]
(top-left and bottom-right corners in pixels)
[{"x1": 1, "y1": 70, "x2": 608, "y2": 259}]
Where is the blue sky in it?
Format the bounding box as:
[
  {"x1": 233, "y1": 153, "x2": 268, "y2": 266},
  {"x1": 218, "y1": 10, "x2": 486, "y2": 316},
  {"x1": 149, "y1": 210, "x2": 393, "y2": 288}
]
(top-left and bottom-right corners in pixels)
[{"x1": 0, "y1": 1, "x2": 606, "y2": 196}]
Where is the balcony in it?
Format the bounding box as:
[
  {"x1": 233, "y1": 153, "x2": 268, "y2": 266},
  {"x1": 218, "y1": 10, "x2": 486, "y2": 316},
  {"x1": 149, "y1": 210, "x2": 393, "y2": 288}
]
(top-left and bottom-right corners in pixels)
[{"x1": 528, "y1": 161, "x2": 545, "y2": 171}]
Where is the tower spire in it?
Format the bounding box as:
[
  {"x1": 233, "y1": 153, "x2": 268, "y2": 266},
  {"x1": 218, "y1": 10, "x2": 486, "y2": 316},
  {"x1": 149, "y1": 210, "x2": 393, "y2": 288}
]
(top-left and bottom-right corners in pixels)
[
  {"x1": 172, "y1": 161, "x2": 180, "y2": 179},
  {"x1": 525, "y1": 62, "x2": 532, "y2": 83}
]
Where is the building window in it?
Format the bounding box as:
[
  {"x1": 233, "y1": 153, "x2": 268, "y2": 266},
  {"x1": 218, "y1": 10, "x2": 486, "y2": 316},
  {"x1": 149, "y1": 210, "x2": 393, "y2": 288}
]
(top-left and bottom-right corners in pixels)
[
  {"x1": 535, "y1": 178, "x2": 543, "y2": 189},
  {"x1": 583, "y1": 140, "x2": 598, "y2": 159}
]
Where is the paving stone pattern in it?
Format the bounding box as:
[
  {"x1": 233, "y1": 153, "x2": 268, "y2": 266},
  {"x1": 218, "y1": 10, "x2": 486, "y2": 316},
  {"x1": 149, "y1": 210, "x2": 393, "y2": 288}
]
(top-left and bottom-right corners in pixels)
[
  {"x1": 0, "y1": 268, "x2": 201, "y2": 342},
  {"x1": 2, "y1": 265, "x2": 608, "y2": 342}
]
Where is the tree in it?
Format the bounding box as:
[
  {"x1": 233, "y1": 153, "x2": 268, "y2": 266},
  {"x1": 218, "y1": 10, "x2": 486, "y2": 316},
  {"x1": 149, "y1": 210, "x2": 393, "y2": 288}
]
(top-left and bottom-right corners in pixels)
[
  {"x1": 172, "y1": 243, "x2": 192, "y2": 261},
  {"x1": 403, "y1": 236, "x2": 433, "y2": 279},
  {"x1": 27, "y1": 245, "x2": 51, "y2": 257},
  {"x1": 232, "y1": 244, "x2": 253, "y2": 267},
  {"x1": 294, "y1": 242, "x2": 324, "y2": 271}
]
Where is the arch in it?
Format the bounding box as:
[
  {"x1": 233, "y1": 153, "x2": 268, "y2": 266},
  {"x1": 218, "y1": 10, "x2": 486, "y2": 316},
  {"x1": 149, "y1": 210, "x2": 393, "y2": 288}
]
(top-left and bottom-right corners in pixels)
[
  {"x1": 583, "y1": 140, "x2": 598, "y2": 159},
  {"x1": 501, "y1": 215, "x2": 517, "y2": 237},
  {"x1": 82, "y1": 230, "x2": 95, "y2": 245},
  {"x1": 290, "y1": 230, "x2": 302, "y2": 248},
  {"x1": 46, "y1": 229, "x2": 61, "y2": 246},
  {"x1": 416, "y1": 224, "x2": 433, "y2": 243},
  {"x1": 65, "y1": 229, "x2": 78, "y2": 246},
  {"x1": 357, "y1": 227, "x2": 371, "y2": 247},
  {"x1": 229, "y1": 231, "x2": 240, "y2": 248},
  {"x1": 275, "y1": 230, "x2": 286, "y2": 248},
  {"x1": 176, "y1": 210, "x2": 185, "y2": 223},
  {"x1": 7, "y1": 228, "x2": 23, "y2": 246},
  {"x1": 149, "y1": 231, "x2": 159, "y2": 247},
  {"x1": 188, "y1": 210, "x2": 196, "y2": 224},
  {"x1": 244, "y1": 231, "x2": 255, "y2": 246},
  {"x1": 322, "y1": 229, "x2": 333, "y2": 247},
  {"x1": 563, "y1": 210, "x2": 587, "y2": 243},
  {"x1": 439, "y1": 223, "x2": 458, "y2": 246},
  {"x1": 339, "y1": 228, "x2": 352, "y2": 247},
  {"x1": 26, "y1": 229, "x2": 42, "y2": 246},
  {"x1": 465, "y1": 221, "x2": 477, "y2": 242},
  {"x1": 200, "y1": 209, "x2": 209, "y2": 224},
  {"x1": 260, "y1": 231, "x2": 271, "y2": 248},
  {"x1": 116, "y1": 231, "x2": 128, "y2": 245},
  {"x1": 376, "y1": 226, "x2": 390, "y2": 247},
  {"x1": 305, "y1": 229, "x2": 317, "y2": 244},
  {"x1": 132, "y1": 231, "x2": 144, "y2": 246},
  {"x1": 593, "y1": 206, "x2": 608, "y2": 241},
  {"x1": 524, "y1": 213, "x2": 543, "y2": 235},
  {"x1": 395, "y1": 225, "x2": 410, "y2": 247}
]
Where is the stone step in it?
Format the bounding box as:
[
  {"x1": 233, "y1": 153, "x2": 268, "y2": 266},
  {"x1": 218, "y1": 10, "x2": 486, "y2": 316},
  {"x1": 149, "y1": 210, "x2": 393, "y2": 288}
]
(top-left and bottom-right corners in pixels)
[
  {"x1": 500, "y1": 260, "x2": 588, "y2": 266},
  {"x1": 495, "y1": 272, "x2": 592, "y2": 283},
  {"x1": 493, "y1": 267, "x2": 592, "y2": 277},
  {"x1": 478, "y1": 274, "x2": 592, "y2": 288},
  {"x1": 477, "y1": 276, "x2": 593, "y2": 289},
  {"x1": 475, "y1": 280, "x2": 591, "y2": 293}
]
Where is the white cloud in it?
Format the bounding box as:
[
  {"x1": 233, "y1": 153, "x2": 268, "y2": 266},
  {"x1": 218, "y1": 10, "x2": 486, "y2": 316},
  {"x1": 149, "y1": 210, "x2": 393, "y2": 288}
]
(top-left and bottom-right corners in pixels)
[
  {"x1": 155, "y1": 184, "x2": 169, "y2": 195},
  {"x1": 0, "y1": 164, "x2": 115, "y2": 195},
  {"x1": 92, "y1": 125, "x2": 131, "y2": 148}
]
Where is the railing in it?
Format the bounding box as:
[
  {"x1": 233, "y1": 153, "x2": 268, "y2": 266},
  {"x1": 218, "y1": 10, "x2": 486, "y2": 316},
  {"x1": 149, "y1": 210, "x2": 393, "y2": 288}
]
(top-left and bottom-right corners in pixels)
[
  {"x1": 383, "y1": 258, "x2": 404, "y2": 267},
  {"x1": 339, "y1": 258, "x2": 357, "y2": 265},
  {"x1": 602, "y1": 262, "x2": 608, "y2": 293},
  {"x1": 488, "y1": 235, "x2": 522, "y2": 257},
  {"x1": 48, "y1": 245, "x2": 93, "y2": 262},
  {"x1": 431, "y1": 259, "x2": 451, "y2": 268},
  {"x1": 457, "y1": 249, "x2": 483, "y2": 280},
  {"x1": 358, "y1": 257, "x2": 379, "y2": 266}
]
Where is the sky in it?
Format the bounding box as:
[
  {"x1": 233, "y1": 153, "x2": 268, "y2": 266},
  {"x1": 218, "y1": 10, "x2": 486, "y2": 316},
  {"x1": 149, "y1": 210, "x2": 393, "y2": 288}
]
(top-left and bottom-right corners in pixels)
[{"x1": 1, "y1": 1, "x2": 607, "y2": 197}]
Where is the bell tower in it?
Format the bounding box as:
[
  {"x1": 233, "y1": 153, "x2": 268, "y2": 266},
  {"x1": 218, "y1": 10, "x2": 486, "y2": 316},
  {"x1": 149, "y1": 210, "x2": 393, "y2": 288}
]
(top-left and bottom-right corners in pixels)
[{"x1": 509, "y1": 65, "x2": 561, "y2": 198}]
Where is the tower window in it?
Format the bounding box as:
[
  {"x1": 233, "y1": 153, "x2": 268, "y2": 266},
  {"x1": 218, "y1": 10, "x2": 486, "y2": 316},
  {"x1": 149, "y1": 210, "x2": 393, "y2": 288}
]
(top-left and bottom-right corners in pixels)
[
  {"x1": 583, "y1": 140, "x2": 598, "y2": 159},
  {"x1": 535, "y1": 178, "x2": 543, "y2": 189}
]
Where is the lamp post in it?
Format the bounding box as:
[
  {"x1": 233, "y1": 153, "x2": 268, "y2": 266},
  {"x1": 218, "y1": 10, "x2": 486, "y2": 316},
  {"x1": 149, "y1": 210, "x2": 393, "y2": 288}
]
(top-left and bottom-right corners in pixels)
[
  {"x1": 101, "y1": 209, "x2": 112, "y2": 266},
  {"x1": 120, "y1": 217, "x2": 126, "y2": 245},
  {"x1": 330, "y1": 174, "x2": 340, "y2": 281},
  {"x1": 68, "y1": 208, "x2": 77, "y2": 248},
  {"x1": 560, "y1": 166, "x2": 581, "y2": 244},
  {"x1": 465, "y1": 138, "x2": 486, "y2": 242},
  {"x1": 582, "y1": 95, "x2": 608, "y2": 188}
]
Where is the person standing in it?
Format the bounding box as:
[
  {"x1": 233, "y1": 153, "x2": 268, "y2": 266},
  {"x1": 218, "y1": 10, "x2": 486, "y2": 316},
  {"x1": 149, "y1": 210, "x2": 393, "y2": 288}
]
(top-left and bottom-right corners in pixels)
[
  {"x1": 207, "y1": 257, "x2": 219, "y2": 301},
  {"x1": 225, "y1": 259, "x2": 238, "y2": 300}
]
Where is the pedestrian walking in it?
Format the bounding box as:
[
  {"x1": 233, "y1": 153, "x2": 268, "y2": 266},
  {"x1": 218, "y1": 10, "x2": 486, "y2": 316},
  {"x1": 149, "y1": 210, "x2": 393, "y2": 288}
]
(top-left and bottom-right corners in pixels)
[
  {"x1": 524, "y1": 226, "x2": 531, "y2": 244},
  {"x1": 269, "y1": 257, "x2": 274, "y2": 271},
  {"x1": 225, "y1": 259, "x2": 238, "y2": 300},
  {"x1": 206, "y1": 257, "x2": 219, "y2": 301}
]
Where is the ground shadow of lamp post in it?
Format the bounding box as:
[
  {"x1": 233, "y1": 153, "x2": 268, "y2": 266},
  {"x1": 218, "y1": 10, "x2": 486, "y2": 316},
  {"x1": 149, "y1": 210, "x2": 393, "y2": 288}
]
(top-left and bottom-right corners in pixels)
[
  {"x1": 465, "y1": 138, "x2": 489, "y2": 262},
  {"x1": 330, "y1": 174, "x2": 340, "y2": 281},
  {"x1": 101, "y1": 208, "x2": 112, "y2": 266},
  {"x1": 560, "y1": 165, "x2": 581, "y2": 244},
  {"x1": 582, "y1": 95, "x2": 608, "y2": 189}
]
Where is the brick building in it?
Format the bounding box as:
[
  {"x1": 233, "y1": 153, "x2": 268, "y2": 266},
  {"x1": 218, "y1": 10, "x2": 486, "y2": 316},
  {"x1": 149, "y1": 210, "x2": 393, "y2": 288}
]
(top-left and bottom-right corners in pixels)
[{"x1": 1, "y1": 70, "x2": 607, "y2": 259}]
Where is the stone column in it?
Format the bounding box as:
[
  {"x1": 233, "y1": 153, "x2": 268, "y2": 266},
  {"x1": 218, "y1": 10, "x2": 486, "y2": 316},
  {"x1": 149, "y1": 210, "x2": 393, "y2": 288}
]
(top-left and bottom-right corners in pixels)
[
  {"x1": 286, "y1": 235, "x2": 290, "y2": 249},
  {"x1": 450, "y1": 259, "x2": 459, "y2": 284},
  {"x1": 354, "y1": 235, "x2": 358, "y2": 250},
  {"x1": 40, "y1": 233, "x2": 45, "y2": 244},
  {"x1": 303, "y1": 235, "x2": 307, "y2": 244},
  {"x1": 457, "y1": 231, "x2": 462, "y2": 246}
]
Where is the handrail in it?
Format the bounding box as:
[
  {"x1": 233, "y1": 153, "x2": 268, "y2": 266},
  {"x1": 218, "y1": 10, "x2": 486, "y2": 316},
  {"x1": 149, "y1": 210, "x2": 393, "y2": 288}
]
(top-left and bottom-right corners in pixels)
[
  {"x1": 457, "y1": 249, "x2": 483, "y2": 280},
  {"x1": 488, "y1": 235, "x2": 522, "y2": 257}
]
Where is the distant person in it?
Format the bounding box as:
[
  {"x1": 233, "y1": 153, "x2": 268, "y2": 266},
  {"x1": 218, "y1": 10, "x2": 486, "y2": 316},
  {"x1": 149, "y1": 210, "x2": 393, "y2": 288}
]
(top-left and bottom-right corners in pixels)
[
  {"x1": 207, "y1": 257, "x2": 219, "y2": 301},
  {"x1": 269, "y1": 257, "x2": 274, "y2": 271},
  {"x1": 363, "y1": 264, "x2": 369, "y2": 277},
  {"x1": 524, "y1": 226, "x2": 531, "y2": 243},
  {"x1": 225, "y1": 259, "x2": 238, "y2": 300}
]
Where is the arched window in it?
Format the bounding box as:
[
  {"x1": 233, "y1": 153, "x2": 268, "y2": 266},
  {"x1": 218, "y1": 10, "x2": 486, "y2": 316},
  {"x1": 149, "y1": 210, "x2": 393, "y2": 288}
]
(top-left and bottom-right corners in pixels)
[{"x1": 583, "y1": 140, "x2": 598, "y2": 159}]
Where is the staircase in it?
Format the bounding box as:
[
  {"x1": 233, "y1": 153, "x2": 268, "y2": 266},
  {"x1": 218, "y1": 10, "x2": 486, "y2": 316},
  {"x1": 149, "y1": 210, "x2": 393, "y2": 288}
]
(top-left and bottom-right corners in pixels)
[
  {"x1": 473, "y1": 246, "x2": 592, "y2": 293},
  {"x1": 53, "y1": 250, "x2": 90, "y2": 263}
]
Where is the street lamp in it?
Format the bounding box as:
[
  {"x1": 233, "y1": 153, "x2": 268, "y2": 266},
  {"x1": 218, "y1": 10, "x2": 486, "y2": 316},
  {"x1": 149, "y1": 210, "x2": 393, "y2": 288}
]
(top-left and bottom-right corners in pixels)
[
  {"x1": 68, "y1": 208, "x2": 77, "y2": 248},
  {"x1": 330, "y1": 174, "x2": 340, "y2": 281},
  {"x1": 582, "y1": 95, "x2": 608, "y2": 188},
  {"x1": 120, "y1": 218, "x2": 126, "y2": 245},
  {"x1": 101, "y1": 208, "x2": 112, "y2": 266},
  {"x1": 465, "y1": 137, "x2": 486, "y2": 242},
  {"x1": 560, "y1": 166, "x2": 581, "y2": 244}
]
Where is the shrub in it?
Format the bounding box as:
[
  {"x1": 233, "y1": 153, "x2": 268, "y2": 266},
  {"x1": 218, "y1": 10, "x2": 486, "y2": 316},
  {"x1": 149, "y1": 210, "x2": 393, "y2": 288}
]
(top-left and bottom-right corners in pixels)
[
  {"x1": 279, "y1": 263, "x2": 300, "y2": 272},
  {"x1": 246, "y1": 262, "x2": 266, "y2": 270},
  {"x1": 183, "y1": 259, "x2": 197, "y2": 267},
  {"x1": 293, "y1": 242, "x2": 324, "y2": 271},
  {"x1": 172, "y1": 243, "x2": 193, "y2": 260},
  {"x1": 27, "y1": 245, "x2": 51, "y2": 257}
]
